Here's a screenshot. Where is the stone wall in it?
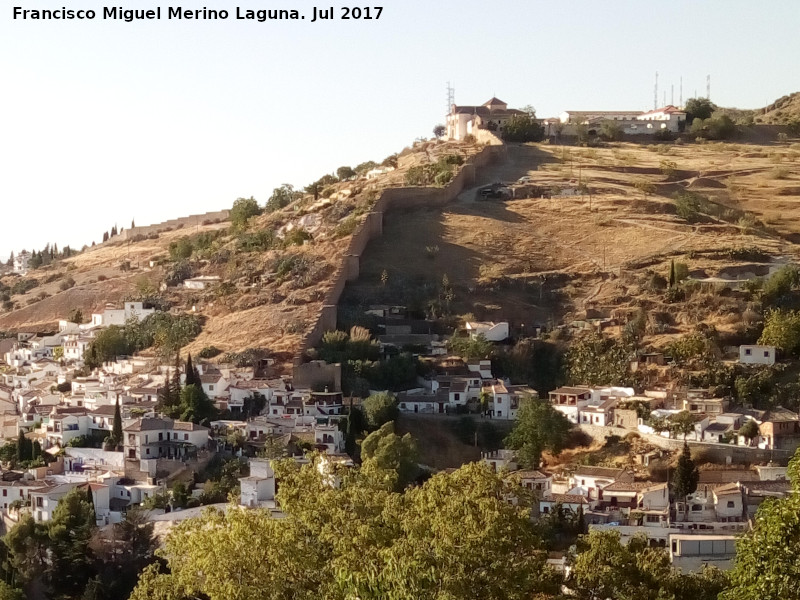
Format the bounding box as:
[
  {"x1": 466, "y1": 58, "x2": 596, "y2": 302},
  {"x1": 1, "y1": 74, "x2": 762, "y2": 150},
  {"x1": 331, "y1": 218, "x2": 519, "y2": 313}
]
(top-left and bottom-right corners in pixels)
[
  {"x1": 115, "y1": 209, "x2": 230, "y2": 241},
  {"x1": 293, "y1": 143, "x2": 505, "y2": 364},
  {"x1": 578, "y1": 424, "x2": 793, "y2": 465}
]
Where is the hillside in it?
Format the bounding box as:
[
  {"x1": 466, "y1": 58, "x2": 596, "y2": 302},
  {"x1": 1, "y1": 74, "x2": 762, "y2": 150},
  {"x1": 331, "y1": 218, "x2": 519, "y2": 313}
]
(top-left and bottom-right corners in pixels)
[
  {"x1": 0, "y1": 138, "x2": 484, "y2": 366},
  {"x1": 341, "y1": 138, "x2": 800, "y2": 351},
  {"x1": 718, "y1": 91, "x2": 800, "y2": 126}
]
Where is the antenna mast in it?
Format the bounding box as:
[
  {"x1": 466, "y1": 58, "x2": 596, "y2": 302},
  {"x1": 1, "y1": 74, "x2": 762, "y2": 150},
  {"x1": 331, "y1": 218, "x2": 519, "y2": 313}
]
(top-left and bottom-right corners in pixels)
[
  {"x1": 446, "y1": 81, "x2": 455, "y2": 115},
  {"x1": 654, "y1": 72, "x2": 658, "y2": 110},
  {"x1": 706, "y1": 75, "x2": 711, "y2": 100},
  {"x1": 680, "y1": 77, "x2": 683, "y2": 107}
]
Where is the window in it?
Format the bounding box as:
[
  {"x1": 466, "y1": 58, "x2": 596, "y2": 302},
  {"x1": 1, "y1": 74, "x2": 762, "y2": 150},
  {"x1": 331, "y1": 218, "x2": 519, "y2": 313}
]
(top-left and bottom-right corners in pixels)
[
  {"x1": 646, "y1": 515, "x2": 660, "y2": 523},
  {"x1": 209, "y1": 385, "x2": 214, "y2": 391},
  {"x1": 2, "y1": 490, "x2": 6, "y2": 497},
  {"x1": 184, "y1": 434, "x2": 189, "y2": 440},
  {"x1": 727, "y1": 501, "x2": 735, "y2": 508},
  {"x1": 691, "y1": 504, "x2": 702, "y2": 511},
  {"x1": 744, "y1": 348, "x2": 752, "y2": 356},
  {"x1": 764, "y1": 351, "x2": 770, "y2": 358}
]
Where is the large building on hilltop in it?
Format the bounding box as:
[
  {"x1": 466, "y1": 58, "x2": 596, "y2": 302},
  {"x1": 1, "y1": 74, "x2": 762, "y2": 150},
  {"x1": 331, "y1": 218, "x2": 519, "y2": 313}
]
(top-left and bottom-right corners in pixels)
[{"x1": 446, "y1": 97, "x2": 525, "y2": 141}]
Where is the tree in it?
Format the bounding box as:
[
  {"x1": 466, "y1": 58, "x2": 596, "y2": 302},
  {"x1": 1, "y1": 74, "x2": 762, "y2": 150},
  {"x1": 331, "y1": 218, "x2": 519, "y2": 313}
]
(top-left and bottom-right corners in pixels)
[
  {"x1": 448, "y1": 333, "x2": 493, "y2": 360},
  {"x1": 360, "y1": 422, "x2": 420, "y2": 491},
  {"x1": 354, "y1": 160, "x2": 378, "y2": 175},
  {"x1": 566, "y1": 332, "x2": 633, "y2": 386},
  {"x1": 670, "y1": 411, "x2": 697, "y2": 440},
  {"x1": 759, "y1": 308, "x2": 800, "y2": 356},
  {"x1": 69, "y1": 308, "x2": 84, "y2": 324},
  {"x1": 178, "y1": 384, "x2": 216, "y2": 425},
  {"x1": 362, "y1": 392, "x2": 399, "y2": 430},
  {"x1": 265, "y1": 184, "x2": 298, "y2": 212},
  {"x1": 672, "y1": 442, "x2": 699, "y2": 518},
  {"x1": 669, "y1": 259, "x2": 676, "y2": 288},
  {"x1": 46, "y1": 487, "x2": 97, "y2": 596},
  {"x1": 130, "y1": 461, "x2": 557, "y2": 600},
  {"x1": 685, "y1": 97, "x2": 716, "y2": 123},
  {"x1": 433, "y1": 124, "x2": 446, "y2": 138},
  {"x1": 504, "y1": 396, "x2": 571, "y2": 468},
  {"x1": 230, "y1": 196, "x2": 261, "y2": 229},
  {"x1": 723, "y1": 445, "x2": 800, "y2": 600},
  {"x1": 336, "y1": 166, "x2": 356, "y2": 181},
  {"x1": 109, "y1": 399, "x2": 123, "y2": 449},
  {"x1": 600, "y1": 120, "x2": 623, "y2": 141},
  {"x1": 501, "y1": 113, "x2": 544, "y2": 143},
  {"x1": 184, "y1": 353, "x2": 198, "y2": 386},
  {"x1": 738, "y1": 419, "x2": 760, "y2": 446}
]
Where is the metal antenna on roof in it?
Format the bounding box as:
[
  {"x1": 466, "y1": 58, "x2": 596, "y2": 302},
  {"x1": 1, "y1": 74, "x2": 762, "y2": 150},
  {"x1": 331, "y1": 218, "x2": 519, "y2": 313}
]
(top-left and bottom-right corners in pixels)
[
  {"x1": 654, "y1": 71, "x2": 658, "y2": 110},
  {"x1": 671, "y1": 85, "x2": 674, "y2": 106},
  {"x1": 680, "y1": 77, "x2": 683, "y2": 107},
  {"x1": 446, "y1": 81, "x2": 455, "y2": 115},
  {"x1": 706, "y1": 75, "x2": 711, "y2": 100}
]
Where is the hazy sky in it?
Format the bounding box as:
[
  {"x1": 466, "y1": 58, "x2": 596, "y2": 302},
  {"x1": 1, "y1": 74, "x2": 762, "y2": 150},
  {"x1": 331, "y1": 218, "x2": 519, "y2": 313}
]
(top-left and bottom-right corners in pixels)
[{"x1": 1, "y1": 0, "x2": 798, "y2": 259}]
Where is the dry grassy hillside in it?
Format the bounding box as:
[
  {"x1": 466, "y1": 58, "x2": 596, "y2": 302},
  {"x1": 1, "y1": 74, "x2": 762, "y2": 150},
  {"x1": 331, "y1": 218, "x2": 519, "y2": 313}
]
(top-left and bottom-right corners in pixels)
[
  {"x1": 343, "y1": 138, "x2": 800, "y2": 349},
  {"x1": 0, "y1": 138, "x2": 480, "y2": 367}
]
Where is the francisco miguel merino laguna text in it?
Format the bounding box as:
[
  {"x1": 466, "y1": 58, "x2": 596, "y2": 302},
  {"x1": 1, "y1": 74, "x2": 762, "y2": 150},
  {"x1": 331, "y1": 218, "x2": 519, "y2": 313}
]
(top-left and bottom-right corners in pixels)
[{"x1": 12, "y1": 6, "x2": 384, "y2": 22}]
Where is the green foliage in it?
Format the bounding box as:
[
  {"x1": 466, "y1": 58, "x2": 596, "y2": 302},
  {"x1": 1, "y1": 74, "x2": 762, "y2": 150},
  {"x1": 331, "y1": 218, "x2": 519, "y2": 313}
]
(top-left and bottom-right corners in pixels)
[
  {"x1": 566, "y1": 332, "x2": 632, "y2": 386},
  {"x1": 672, "y1": 443, "x2": 699, "y2": 502},
  {"x1": 362, "y1": 392, "x2": 399, "y2": 430},
  {"x1": 432, "y1": 124, "x2": 446, "y2": 138},
  {"x1": 10, "y1": 278, "x2": 38, "y2": 296},
  {"x1": 505, "y1": 396, "x2": 571, "y2": 468},
  {"x1": 360, "y1": 422, "x2": 420, "y2": 491},
  {"x1": 634, "y1": 179, "x2": 656, "y2": 198},
  {"x1": 570, "y1": 529, "x2": 728, "y2": 600},
  {"x1": 265, "y1": 184, "x2": 300, "y2": 212},
  {"x1": 761, "y1": 264, "x2": 800, "y2": 307},
  {"x1": 197, "y1": 345, "x2": 223, "y2": 359},
  {"x1": 131, "y1": 461, "x2": 556, "y2": 600},
  {"x1": 600, "y1": 120, "x2": 623, "y2": 141},
  {"x1": 491, "y1": 338, "x2": 563, "y2": 394},
  {"x1": 759, "y1": 308, "x2": 800, "y2": 355},
  {"x1": 723, "y1": 446, "x2": 800, "y2": 600},
  {"x1": 283, "y1": 228, "x2": 312, "y2": 247},
  {"x1": 666, "y1": 331, "x2": 720, "y2": 366},
  {"x1": 685, "y1": 97, "x2": 716, "y2": 122},
  {"x1": 691, "y1": 114, "x2": 736, "y2": 140},
  {"x1": 738, "y1": 419, "x2": 759, "y2": 441},
  {"x1": 336, "y1": 166, "x2": 356, "y2": 181},
  {"x1": 669, "y1": 411, "x2": 697, "y2": 440},
  {"x1": 175, "y1": 383, "x2": 217, "y2": 425},
  {"x1": 236, "y1": 229, "x2": 277, "y2": 252},
  {"x1": 230, "y1": 196, "x2": 262, "y2": 228},
  {"x1": 501, "y1": 113, "x2": 545, "y2": 143},
  {"x1": 673, "y1": 190, "x2": 704, "y2": 222},
  {"x1": 168, "y1": 236, "x2": 193, "y2": 261},
  {"x1": 448, "y1": 333, "x2": 493, "y2": 360},
  {"x1": 354, "y1": 160, "x2": 378, "y2": 175}
]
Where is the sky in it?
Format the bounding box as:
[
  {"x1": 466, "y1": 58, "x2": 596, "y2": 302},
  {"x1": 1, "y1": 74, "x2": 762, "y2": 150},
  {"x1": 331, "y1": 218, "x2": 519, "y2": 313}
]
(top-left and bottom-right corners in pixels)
[{"x1": 1, "y1": 0, "x2": 798, "y2": 259}]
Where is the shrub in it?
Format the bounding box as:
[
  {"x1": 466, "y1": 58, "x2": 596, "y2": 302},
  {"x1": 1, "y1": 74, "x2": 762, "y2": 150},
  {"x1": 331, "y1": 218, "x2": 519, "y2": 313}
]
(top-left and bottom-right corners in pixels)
[
  {"x1": 58, "y1": 277, "x2": 76, "y2": 291},
  {"x1": 197, "y1": 346, "x2": 223, "y2": 359}
]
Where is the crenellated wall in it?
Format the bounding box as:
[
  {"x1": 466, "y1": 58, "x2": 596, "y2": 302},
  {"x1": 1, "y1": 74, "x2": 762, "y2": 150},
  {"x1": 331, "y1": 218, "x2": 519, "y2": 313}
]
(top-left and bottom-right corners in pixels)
[
  {"x1": 294, "y1": 142, "x2": 505, "y2": 365},
  {"x1": 115, "y1": 210, "x2": 231, "y2": 241}
]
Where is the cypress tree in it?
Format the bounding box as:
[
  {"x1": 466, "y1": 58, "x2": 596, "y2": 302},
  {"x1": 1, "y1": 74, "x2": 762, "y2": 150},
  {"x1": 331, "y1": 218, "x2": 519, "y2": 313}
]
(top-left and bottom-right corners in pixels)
[
  {"x1": 111, "y1": 398, "x2": 123, "y2": 449},
  {"x1": 672, "y1": 442, "x2": 699, "y2": 519},
  {"x1": 668, "y1": 259, "x2": 676, "y2": 288},
  {"x1": 185, "y1": 353, "x2": 197, "y2": 386},
  {"x1": 17, "y1": 430, "x2": 26, "y2": 462},
  {"x1": 85, "y1": 485, "x2": 95, "y2": 511}
]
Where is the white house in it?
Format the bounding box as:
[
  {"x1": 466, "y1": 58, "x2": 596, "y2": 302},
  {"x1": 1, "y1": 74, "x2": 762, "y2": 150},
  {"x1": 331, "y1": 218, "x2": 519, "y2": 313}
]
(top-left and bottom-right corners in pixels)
[
  {"x1": 13, "y1": 251, "x2": 30, "y2": 275},
  {"x1": 239, "y1": 458, "x2": 276, "y2": 508},
  {"x1": 183, "y1": 276, "x2": 221, "y2": 290},
  {"x1": 30, "y1": 482, "x2": 83, "y2": 522},
  {"x1": 446, "y1": 97, "x2": 525, "y2": 141},
  {"x1": 481, "y1": 449, "x2": 518, "y2": 472},
  {"x1": 0, "y1": 480, "x2": 45, "y2": 512},
  {"x1": 569, "y1": 466, "x2": 634, "y2": 502},
  {"x1": 465, "y1": 321, "x2": 509, "y2": 342},
  {"x1": 739, "y1": 345, "x2": 776, "y2": 366},
  {"x1": 314, "y1": 424, "x2": 344, "y2": 454},
  {"x1": 123, "y1": 417, "x2": 209, "y2": 461},
  {"x1": 516, "y1": 470, "x2": 552, "y2": 496},
  {"x1": 549, "y1": 386, "x2": 592, "y2": 424},
  {"x1": 91, "y1": 302, "x2": 155, "y2": 327}
]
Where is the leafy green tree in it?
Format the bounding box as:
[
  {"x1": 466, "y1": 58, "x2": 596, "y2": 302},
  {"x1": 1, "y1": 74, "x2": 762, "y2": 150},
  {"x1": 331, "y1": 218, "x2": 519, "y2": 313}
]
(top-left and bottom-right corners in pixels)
[
  {"x1": 685, "y1": 97, "x2": 716, "y2": 123},
  {"x1": 184, "y1": 353, "x2": 198, "y2": 386},
  {"x1": 448, "y1": 333, "x2": 493, "y2": 360},
  {"x1": 47, "y1": 487, "x2": 97, "y2": 596},
  {"x1": 432, "y1": 124, "x2": 446, "y2": 138},
  {"x1": 230, "y1": 196, "x2": 261, "y2": 229},
  {"x1": 505, "y1": 396, "x2": 571, "y2": 468},
  {"x1": 354, "y1": 160, "x2": 378, "y2": 175},
  {"x1": 600, "y1": 120, "x2": 623, "y2": 141},
  {"x1": 130, "y1": 462, "x2": 557, "y2": 600},
  {"x1": 566, "y1": 332, "x2": 632, "y2": 386},
  {"x1": 634, "y1": 179, "x2": 656, "y2": 198},
  {"x1": 265, "y1": 184, "x2": 299, "y2": 212},
  {"x1": 761, "y1": 264, "x2": 800, "y2": 307},
  {"x1": 85, "y1": 326, "x2": 131, "y2": 368},
  {"x1": 723, "y1": 445, "x2": 800, "y2": 600},
  {"x1": 738, "y1": 419, "x2": 760, "y2": 445},
  {"x1": 362, "y1": 392, "x2": 398, "y2": 430},
  {"x1": 0, "y1": 582, "x2": 24, "y2": 600},
  {"x1": 336, "y1": 166, "x2": 356, "y2": 181},
  {"x1": 501, "y1": 113, "x2": 544, "y2": 143},
  {"x1": 360, "y1": 422, "x2": 419, "y2": 491},
  {"x1": 178, "y1": 384, "x2": 217, "y2": 425},
  {"x1": 670, "y1": 411, "x2": 697, "y2": 440},
  {"x1": 672, "y1": 442, "x2": 699, "y2": 518},
  {"x1": 759, "y1": 308, "x2": 800, "y2": 355}
]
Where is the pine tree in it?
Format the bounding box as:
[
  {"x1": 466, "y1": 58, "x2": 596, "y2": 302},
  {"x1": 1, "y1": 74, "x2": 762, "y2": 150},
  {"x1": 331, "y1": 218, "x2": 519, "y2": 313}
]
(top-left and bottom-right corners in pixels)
[
  {"x1": 7, "y1": 251, "x2": 13, "y2": 267},
  {"x1": 672, "y1": 442, "x2": 699, "y2": 518},
  {"x1": 102, "y1": 231, "x2": 109, "y2": 243},
  {"x1": 131, "y1": 219, "x2": 136, "y2": 228},
  {"x1": 111, "y1": 398, "x2": 123, "y2": 449},
  {"x1": 85, "y1": 485, "x2": 94, "y2": 512},
  {"x1": 668, "y1": 259, "x2": 676, "y2": 288}
]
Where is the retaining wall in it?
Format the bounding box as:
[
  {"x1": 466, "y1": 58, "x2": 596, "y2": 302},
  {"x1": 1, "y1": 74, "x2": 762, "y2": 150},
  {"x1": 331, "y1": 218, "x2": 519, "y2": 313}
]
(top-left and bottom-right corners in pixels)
[
  {"x1": 294, "y1": 142, "x2": 505, "y2": 365},
  {"x1": 578, "y1": 424, "x2": 792, "y2": 465}
]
